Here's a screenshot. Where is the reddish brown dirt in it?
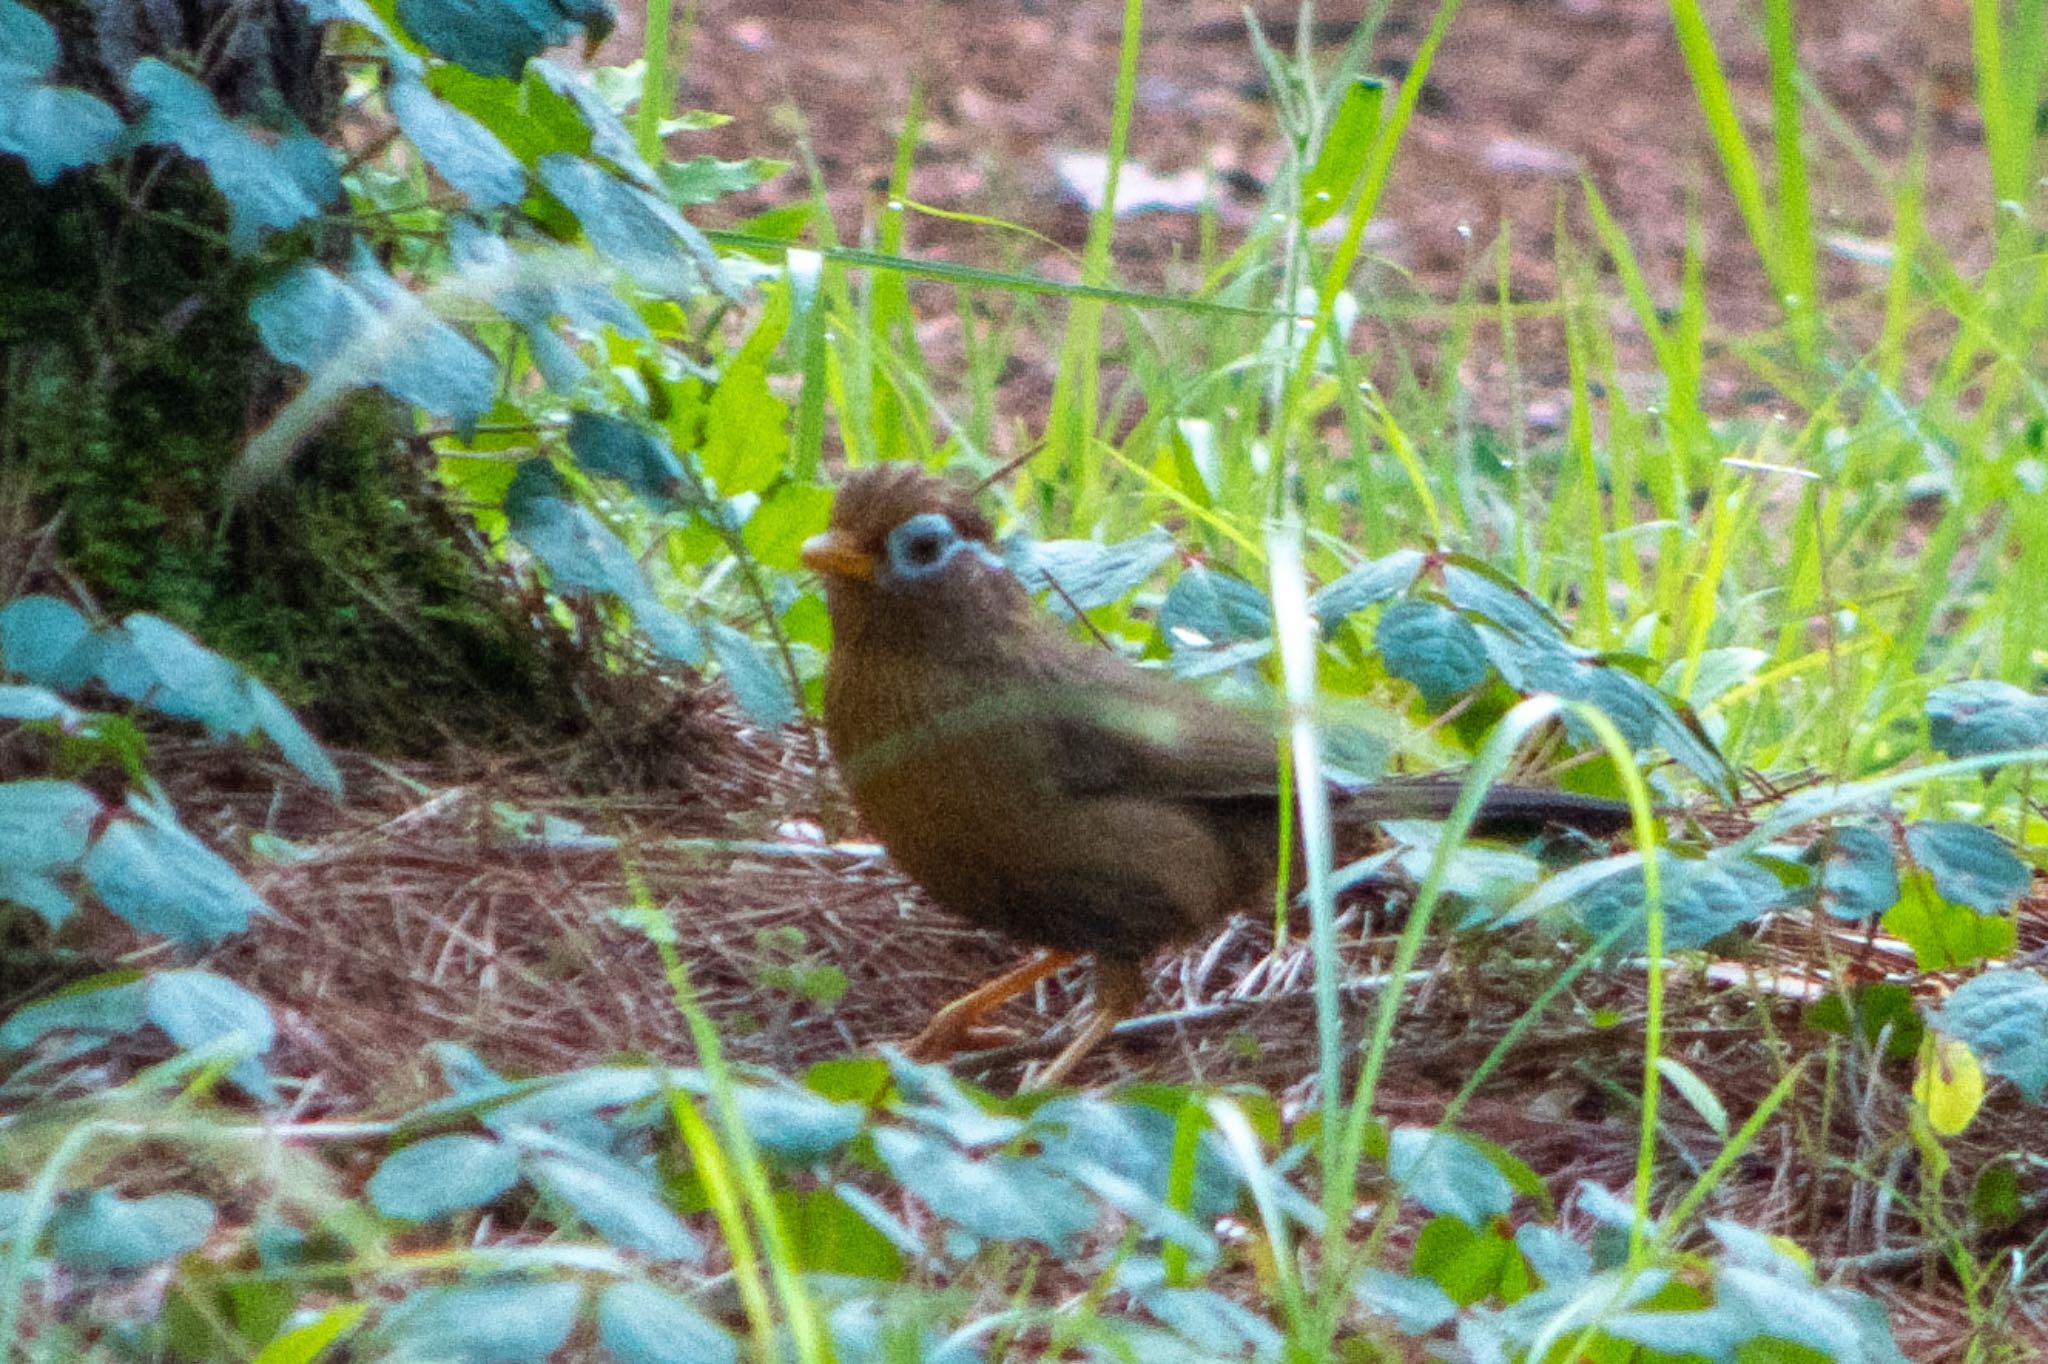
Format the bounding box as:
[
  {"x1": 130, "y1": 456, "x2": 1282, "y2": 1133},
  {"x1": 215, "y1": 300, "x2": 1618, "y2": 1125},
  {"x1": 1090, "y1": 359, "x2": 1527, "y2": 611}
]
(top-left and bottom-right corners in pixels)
[{"x1": 632, "y1": 0, "x2": 1990, "y2": 416}]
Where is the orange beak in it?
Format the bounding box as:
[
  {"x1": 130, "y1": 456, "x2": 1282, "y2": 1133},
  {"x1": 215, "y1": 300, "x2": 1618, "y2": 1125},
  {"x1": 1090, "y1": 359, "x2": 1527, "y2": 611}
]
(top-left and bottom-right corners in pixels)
[{"x1": 800, "y1": 530, "x2": 876, "y2": 582}]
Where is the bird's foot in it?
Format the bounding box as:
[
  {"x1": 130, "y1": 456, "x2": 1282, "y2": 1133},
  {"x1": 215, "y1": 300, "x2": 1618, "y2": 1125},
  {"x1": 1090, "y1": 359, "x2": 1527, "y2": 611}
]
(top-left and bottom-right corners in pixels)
[{"x1": 903, "y1": 1017, "x2": 1032, "y2": 1062}]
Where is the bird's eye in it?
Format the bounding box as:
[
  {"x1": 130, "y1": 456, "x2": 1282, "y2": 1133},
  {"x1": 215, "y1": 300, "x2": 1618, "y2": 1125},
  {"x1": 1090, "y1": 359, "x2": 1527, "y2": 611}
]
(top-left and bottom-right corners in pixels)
[{"x1": 885, "y1": 513, "x2": 962, "y2": 579}]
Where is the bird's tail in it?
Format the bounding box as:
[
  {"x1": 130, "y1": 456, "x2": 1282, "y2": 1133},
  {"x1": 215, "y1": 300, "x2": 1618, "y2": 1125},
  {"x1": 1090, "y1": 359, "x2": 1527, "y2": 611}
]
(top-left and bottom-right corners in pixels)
[{"x1": 1332, "y1": 778, "x2": 1636, "y2": 839}]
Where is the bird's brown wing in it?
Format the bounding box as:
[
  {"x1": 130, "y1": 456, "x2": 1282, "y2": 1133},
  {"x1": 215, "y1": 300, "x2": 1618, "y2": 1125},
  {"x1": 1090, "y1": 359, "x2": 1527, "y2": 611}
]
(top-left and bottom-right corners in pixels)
[{"x1": 1034, "y1": 644, "x2": 1285, "y2": 806}]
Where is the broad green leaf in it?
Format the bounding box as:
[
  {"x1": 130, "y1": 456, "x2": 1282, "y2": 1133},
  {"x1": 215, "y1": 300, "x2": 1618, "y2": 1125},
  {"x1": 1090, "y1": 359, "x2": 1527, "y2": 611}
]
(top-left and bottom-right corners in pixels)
[
  {"x1": 538, "y1": 153, "x2": 730, "y2": 299},
  {"x1": 1442, "y1": 557, "x2": 1570, "y2": 642},
  {"x1": 732, "y1": 1083, "x2": 863, "y2": 1162},
  {"x1": 1574, "y1": 852, "x2": 1782, "y2": 951},
  {"x1": 597, "y1": 1282, "x2": 738, "y2": 1364},
  {"x1": 0, "y1": 595, "x2": 94, "y2": 685},
  {"x1": 388, "y1": 77, "x2": 525, "y2": 207},
  {"x1": 245, "y1": 680, "x2": 344, "y2": 795},
  {"x1": 127, "y1": 60, "x2": 336, "y2": 252},
  {"x1": 708, "y1": 621, "x2": 795, "y2": 729},
  {"x1": 1388, "y1": 1128, "x2": 1514, "y2": 1225},
  {"x1": 0, "y1": 0, "x2": 122, "y2": 185},
  {"x1": 83, "y1": 800, "x2": 272, "y2": 944},
  {"x1": 377, "y1": 1279, "x2": 582, "y2": 1363},
  {"x1": 658, "y1": 155, "x2": 789, "y2": 206},
  {"x1": 0, "y1": 685, "x2": 81, "y2": 724},
  {"x1": 1409, "y1": 1215, "x2": 1519, "y2": 1305},
  {"x1": 1017, "y1": 529, "x2": 1176, "y2": 613},
  {"x1": 504, "y1": 460, "x2": 653, "y2": 601},
  {"x1": 1926, "y1": 680, "x2": 2048, "y2": 758},
  {"x1": 566, "y1": 412, "x2": 684, "y2": 498},
  {"x1": 1659, "y1": 645, "x2": 1766, "y2": 707},
  {"x1": 701, "y1": 362, "x2": 789, "y2": 496},
  {"x1": 1354, "y1": 1268, "x2": 1459, "y2": 1334},
  {"x1": 1934, "y1": 968, "x2": 2048, "y2": 1103},
  {"x1": 1884, "y1": 870, "x2": 2017, "y2": 969},
  {"x1": 122, "y1": 616, "x2": 256, "y2": 736},
  {"x1": 1803, "y1": 825, "x2": 1899, "y2": 921},
  {"x1": 49, "y1": 1189, "x2": 213, "y2": 1272},
  {"x1": 529, "y1": 1149, "x2": 701, "y2": 1260},
  {"x1": 368, "y1": 1135, "x2": 520, "y2": 1221},
  {"x1": 741, "y1": 482, "x2": 834, "y2": 570},
  {"x1": 1903, "y1": 821, "x2": 2029, "y2": 915},
  {"x1": 1803, "y1": 982, "x2": 1923, "y2": 1061},
  {"x1": 1140, "y1": 1286, "x2": 1282, "y2": 1356},
  {"x1": 1309, "y1": 548, "x2": 1424, "y2": 629},
  {"x1": 775, "y1": 1186, "x2": 908, "y2": 1277},
  {"x1": 251, "y1": 251, "x2": 496, "y2": 423},
  {"x1": 0, "y1": 867, "x2": 74, "y2": 927},
  {"x1": 0, "y1": 780, "x2": 100, "y2": 871},
  {"x1": 393, "y1": 0, "x2": 613, "y2": 79},
  {"x1": 1160, "y1": 566, "x2": 1272, "y2": 654},
  {"x1": 872, "y1": 1126, "x2": 1094, "y2": 1249},
  {"x1": 1376, "y1": 599, "x2": 1489, "y2": 709},
  {"x1": 0, "y1": 972, "x2": 148, "y2": 1049},
  {"x1": 147, "y1": 969, "x2": 274, "y2": 1057}
]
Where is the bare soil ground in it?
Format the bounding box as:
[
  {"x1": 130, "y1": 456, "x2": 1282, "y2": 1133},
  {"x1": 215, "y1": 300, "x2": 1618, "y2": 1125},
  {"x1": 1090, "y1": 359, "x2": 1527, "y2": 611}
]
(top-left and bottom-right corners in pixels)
[{"x1": 655, "y1": 0, "x2": 1988, "y2": 413}]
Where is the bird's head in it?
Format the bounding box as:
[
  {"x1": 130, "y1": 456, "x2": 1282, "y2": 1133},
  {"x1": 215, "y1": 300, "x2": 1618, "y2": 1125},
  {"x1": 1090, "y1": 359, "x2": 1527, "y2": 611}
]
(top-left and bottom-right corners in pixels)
[{"x1": 802, "y1": 465, "x2": 1026, "y2": 647}]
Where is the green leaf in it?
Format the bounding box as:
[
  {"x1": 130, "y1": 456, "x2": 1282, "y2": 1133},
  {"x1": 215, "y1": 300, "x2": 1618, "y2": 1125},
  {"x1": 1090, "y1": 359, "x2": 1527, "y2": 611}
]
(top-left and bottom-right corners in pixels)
[
  {"x1": 1376, "y1": 599, "x2": 1489, "y2": 709},
  {"x1": 1441, "y1": 557, "x2": 1570, "y2": 642},
  {"x1": 1140, "y1": 1285, "x2": 1283, "y2": 1356},
  {"x1": 732, "y1": 1083, "x2": 863, "y2": 1162},
  {"x1": 369, "y1": 1135, "x2": 520, "y2": 1221},
  {"x1": 393, "y1": 0, "x2": 614, "y2": 78},
  {"x1": 0, "y1": 684, "x2": 82, "y2": 724},
  {"x1": 1926, "y1": 680, "x2": 2048, "y2": 758},
  {"x1": 1160, "y1": 566, "x2": 1272, "y2": 655},
  {"x1": 0, "y1": 780, "x2": 100, "y2": 871},
  {"x1": 1354, "y1": 1268, "x2": 1459, "y2": 1334},
  {"x1": 658, "y1": 155, "x2": 789, "y2": 206},
  {"x1": 0, "y1": 867, "x2": 74, "y2": 928},
  {"x1": 251, "y1": 251, "x2": 496, "y2": 423},
  {"x1": 741, "y1": 482, "x2": 834, "y2": 570},
  {"x1": 538, "y1": 153, "x2": 730, "y2": 299},
  {"x1": 121, "y1": 616, "x2": 257, "y2": 736},
  {"x1": 566, "y1": 412, "x2": 684, "y2": 498},
  {"x1": 596, "y1": 1282, "x2": 739, "y2": 1364},
  {"x1": 1409, "y1": 1215, "x2": 1519, "y2": 1305},
  {"x1": 505, "y1": 460, "x2": 652, "y2": 599},
  {"x1": 872, "y1": 1126, "x2": 1095, "y2": 1249},
  {"x1": 1308, "y1": 548, "x2": 1424, "y2": 629},
  {"x1": 378, "y1": 1279, "x2": 582, "y2": 1363},
  {"x1": 388, "y1": 77, "x2": 525, "y2": 207},
  {"x1": 1803, "y1": 982, "x2": 1923, "y2": 1061},
  {"x1": 1655, "y1": 1057, "x2": 1729, "y2": 1138},
  {"x1": 0, "y1": 1, "x2": 122, "y2": 184},
  {"x1": 127, "y1": 60, "x2": 336, "y2": 252},
  {"x1": 0, "y1": 595, "x2": 95, "y2": 686},
  {"x1": 528, "y1": 1147, "x2": 702, "y2": 1260},
  {"x1": 1903, "y1": 821, "x2": 2029, "y2": 915},
  {"x1": 1389, "y1": 1128, "x2": 1514, "y2": 1225},
  {"x1": 0, "y1": 972, "x2": 148, "y2": 1049},
  {"x1": 1935, "y1": 969, "x2": 2048, "y2": 1103},
  {"x1": 1575, "y1": 852, "x2": 1783, "y2": 951},
  {"x1": 708, "y1": 622, "x2": 795, "y2": 729},
  {"x1": 146, "y1": 969, "x2": 276, "y2": 1098},
  {"x1": 50, "y1": 1189, "x2": 214, "y2": 1272},
  {"x1": 701, "y1": 361, "x2": 789, "y2": 496},
  {"x1": 1971, "y1": 1159, "x2": 2022, "y2": 1228},
  {"x1": 83, "y1": 799, "x2": 272, "y2": 944},
  {"x1": 1802, "y1": 826, "x2": 1899, "y2": 922},
  {"x1": 249, "y1": 1303, "x2": 368, "y2": 1364},
  {"x1": 1300, "y1": 76, "x2": 1385, "y2": 226},
  {"x1": 245, "y1": 680, "x2": 344, "y2": 795},
  {"x1": 1017, "y1": 529, "x2": 1176, "y2": 613},
  {"x1": 1883, "y1": 870, "x2": 2016, "y2": 969}
]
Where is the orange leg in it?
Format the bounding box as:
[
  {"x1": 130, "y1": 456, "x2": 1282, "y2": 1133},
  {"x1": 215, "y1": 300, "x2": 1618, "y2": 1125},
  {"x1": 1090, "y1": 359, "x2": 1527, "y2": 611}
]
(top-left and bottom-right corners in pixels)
[
  {"x1": 1022, "y1": 956, "x2": 1147, "y2": 1091},
  {"x1": 905, "y1": 949, "x2": 1079, "y2": 1061}
]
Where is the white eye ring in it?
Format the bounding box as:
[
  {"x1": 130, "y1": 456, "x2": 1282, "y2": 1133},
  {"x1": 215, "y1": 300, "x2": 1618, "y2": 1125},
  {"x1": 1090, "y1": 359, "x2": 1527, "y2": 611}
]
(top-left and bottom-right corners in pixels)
[{"x1": 885, "y1": 512, "x2": 962, "y2": 579}]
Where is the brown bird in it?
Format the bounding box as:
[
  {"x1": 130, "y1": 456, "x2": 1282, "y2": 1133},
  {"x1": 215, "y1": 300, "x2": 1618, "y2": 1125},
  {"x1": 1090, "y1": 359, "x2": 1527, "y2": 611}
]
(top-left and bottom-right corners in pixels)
[{"x1": 802, "y1": 463, "x2": 1630, "y2": 1087}]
